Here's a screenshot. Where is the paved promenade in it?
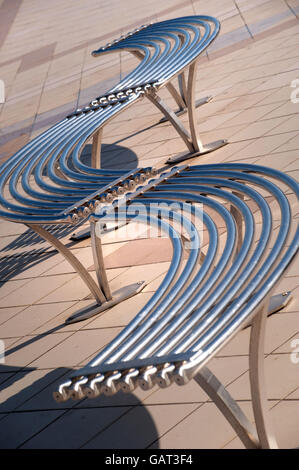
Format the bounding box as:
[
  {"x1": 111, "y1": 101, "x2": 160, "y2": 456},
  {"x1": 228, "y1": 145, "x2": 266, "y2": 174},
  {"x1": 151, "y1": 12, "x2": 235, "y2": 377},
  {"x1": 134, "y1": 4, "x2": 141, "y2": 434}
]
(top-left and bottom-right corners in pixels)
[{"x1": 0, "y1": 0, "x2": 298, "y2": 448}]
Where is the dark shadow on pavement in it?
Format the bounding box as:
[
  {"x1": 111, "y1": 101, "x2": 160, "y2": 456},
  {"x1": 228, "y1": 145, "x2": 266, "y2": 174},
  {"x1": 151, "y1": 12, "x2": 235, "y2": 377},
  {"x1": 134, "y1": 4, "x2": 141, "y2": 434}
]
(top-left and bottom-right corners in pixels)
[{"x1": 0, "y1": 364, "x2": 159, "y2": 449}]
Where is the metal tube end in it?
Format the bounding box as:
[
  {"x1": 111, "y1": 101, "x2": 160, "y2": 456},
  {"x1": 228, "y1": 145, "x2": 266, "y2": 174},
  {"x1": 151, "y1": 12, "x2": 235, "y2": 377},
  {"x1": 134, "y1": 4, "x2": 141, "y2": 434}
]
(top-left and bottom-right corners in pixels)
[
  {"x1": 83, "y1": 375, "x2": 105, "y2": 399},
  {"x1": 138, "y1": 367, "x2": 157, "y2": 390},
  {"x1": 155, "y1": 364, "x2": 175, "y2": 388},
  {"x1": 53, "y1": 391, "x2": 67, "y2": 403},
  {"x1": 119, "y1": 369, "x2": 139, "y2": 393},
  {"x1": 53, "y1": 380, "x2": 72, "y2": 402}
]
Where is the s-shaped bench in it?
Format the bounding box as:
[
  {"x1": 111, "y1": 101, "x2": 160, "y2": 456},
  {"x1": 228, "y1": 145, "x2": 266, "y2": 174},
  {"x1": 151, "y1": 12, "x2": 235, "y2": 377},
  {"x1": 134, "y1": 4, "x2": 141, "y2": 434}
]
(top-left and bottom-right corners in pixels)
[{"x1": 0, "y1": 16, "x2": 227, "y2": 320}]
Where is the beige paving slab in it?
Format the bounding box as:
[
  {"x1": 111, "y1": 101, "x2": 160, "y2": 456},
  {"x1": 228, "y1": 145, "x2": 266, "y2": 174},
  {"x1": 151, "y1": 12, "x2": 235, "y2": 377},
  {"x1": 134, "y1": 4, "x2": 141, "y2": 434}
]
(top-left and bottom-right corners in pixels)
[
  {"x1": 16, "y1": 367, "x2": 80, "y2": 412},
  {"x1": 6, "y1": 251, "x2": 64, "y2": 281},
  {"x1": 30, "y1": 300, "x2": 95, "y2": 335},
  {"x1": 225, "y1": 131, "x2": 298, "y2": 160},
  {"x1": 222, "y1": 102, "x2": 281, "y2": 127},
  {"x1": 0, "y1": 221, "x2": 28, "y2": 237},
  {"x1": 267, "y1": 400, "x2": 299, "y2": 449},
  {"x1": 0, "y1": 273, "x2": 78, "y2": 307},
  {"x1": 108, "y1": 261, "x2": 171, "y2": 293},
  {"x1": 143, "y1": 264, "x2": 171, "y2": 292},
  {"x1": 154, "y1": 401, "x2": 254, "y2": 449},
  {"x1": 265, "y1": 311, "x2": 299, "y2": 353},
  {"x1": 229, "y1": 115, "x2": 290, "y2": 141},
  {"x1": 0, "y1": 301, "x2": 76, "y2": 338},
  {"x1": 253, "y1": 150, "x2": 299, "y2": 170},
  {"x1": 253, "y1": 70, "x2": 299, "y2": 93},
  {"x1": 227, "y1": 353, "x2": 299, "y2": 400},
  {"x1": 3, "y1": 331, "x2": 72, "y2": 369},
  {"x1": 275, "y1": 132, "x2": 299, "y2": 153},
  {"x1": 35, "y1": 273, "x2": 95, "y2": 304},
  {"x1": 0, "y1": 305, "x2": 26, "y2": 326},
  {"x1": 0, "y1": 95, "x2": 39, "y2": 127},
  {"x1": 43, "y1": 247, "x2": 94, "y2": 276},
  {"x1": 257, "y1": 85, "x2": 295, "y2": 106},
  {"x1": 0, "y1": 278, "x2": 29, "y2": 302}
]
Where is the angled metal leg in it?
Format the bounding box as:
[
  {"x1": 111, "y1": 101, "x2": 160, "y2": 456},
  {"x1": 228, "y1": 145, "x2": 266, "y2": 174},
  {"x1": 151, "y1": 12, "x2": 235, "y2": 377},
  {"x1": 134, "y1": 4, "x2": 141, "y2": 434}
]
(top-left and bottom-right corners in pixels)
[
  {"x1": 131, "y1": 49, "x2": 186, "y2": 115},
  {"x1": 194, "y1": 366, "x2": 260, "y2": 449},
  {"x1": 158, "y1": 95, "x2": 213, "y2": 123},
  {"x1": 90, "y1": 220, "x2": 112, "y2": 301},
  {"x1": 65, "y1": 220, "x2": 146, "y2": 324},
  {"x1": 70, "y1": 128, "x2": 104, "y2": 241},
  {"x1": 193, "y1": 292, "x2": 291, "y2": 448},
  {"x1": 164, "y1": 82, "x2": 186, "y2": 112},
  {"x1": 27, "y1": 223, "x2": 146, "y2": 325},
  {"x1": 178, "y1": 71, "x2": 188, "y2": 105},
  {"x1": 147, "y1": 93, "x2": 195, "y2": 153},
  {"x1": 249, "y1": 300, "x2": 279, "y2": 449},
  {"x1": 130, "y1": 49, "x2": 227, "y2": 162},
  {"x1": 158, "y1": 71, "x2": 187, "y2": 122},
  {"x1": 91, "y1": 128, "x2": 103, "y2": 169},
  {"x1": 26, "y1": 223, "x2": 106, "y2": 304},
  {"x1": 166, "y1": 61, "x2": 227, "y2": 164}
]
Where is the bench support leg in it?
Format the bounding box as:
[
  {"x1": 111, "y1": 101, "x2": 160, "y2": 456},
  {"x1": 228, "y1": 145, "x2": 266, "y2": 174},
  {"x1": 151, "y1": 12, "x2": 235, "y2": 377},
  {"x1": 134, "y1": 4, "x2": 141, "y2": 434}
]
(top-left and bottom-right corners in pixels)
[
  {"x1": 194, "y1": 366, "x2": 260, "y2": 449},
  {"x1": 90, "y1": 221, "x2": 112, "y2": 301},
  {"x1": 178, "y1": 71, "x2": 187, "y2": 105},
  {"x1": 249, "y1": 300, "x2": 279, "y2": 449},
  {"x1": 165, "y1": 61, "x2": 227, "y2": 163},
  {"x1": 27, "y1": 224, "x2": 146, "y2": 324},
  {"x1": 193, "y1": 292, "x2": 291, "y2": 448},
  {"x1": 70, "y1": 128, "x2": 103, "y2": 240},
  {"x1": 158, "y1": 96, "x2": 213, "y2": 123},
  {"x1": 65, "y1": 220, "x2": 146, "y2": 323},
  {"x1": 131, "y1": 49, "x2": 227, "y2": 163},
  {"x1": 26, "y1": 224, "x2": 106, "y2": 305},
  {"x1": 91, "y1": 128, "x2": 103, "y2": 169}
]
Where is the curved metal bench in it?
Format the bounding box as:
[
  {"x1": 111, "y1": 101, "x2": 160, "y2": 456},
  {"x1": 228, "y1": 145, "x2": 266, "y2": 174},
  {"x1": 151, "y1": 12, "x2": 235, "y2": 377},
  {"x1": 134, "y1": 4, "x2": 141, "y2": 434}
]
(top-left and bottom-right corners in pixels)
[
  {"x1": 0, "y1": 15, "x2": 227, "y2": 316},
  {"x1": 54, "y1": 163, "x2": 299, "y2": 449},
  {"x1": 0, "y1": 15, "x2": 227, "y2": 318}
]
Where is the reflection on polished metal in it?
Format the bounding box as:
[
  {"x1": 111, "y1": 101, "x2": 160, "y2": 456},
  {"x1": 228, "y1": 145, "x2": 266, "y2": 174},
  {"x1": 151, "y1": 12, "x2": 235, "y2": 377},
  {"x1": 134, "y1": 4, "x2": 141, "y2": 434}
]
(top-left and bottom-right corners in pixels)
[{"x1": 54, "y1": 163, "x2": 299, "y2": 449}]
